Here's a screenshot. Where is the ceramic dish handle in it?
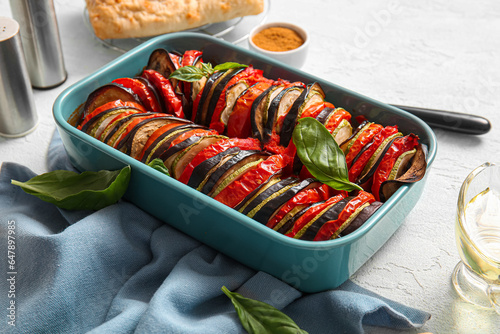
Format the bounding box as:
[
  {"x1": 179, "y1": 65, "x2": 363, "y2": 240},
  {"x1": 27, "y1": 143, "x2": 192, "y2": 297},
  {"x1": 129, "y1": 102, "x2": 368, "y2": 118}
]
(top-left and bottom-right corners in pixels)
[{"x1": 392, "y1": 104, "x2": 491, "y2": 135}]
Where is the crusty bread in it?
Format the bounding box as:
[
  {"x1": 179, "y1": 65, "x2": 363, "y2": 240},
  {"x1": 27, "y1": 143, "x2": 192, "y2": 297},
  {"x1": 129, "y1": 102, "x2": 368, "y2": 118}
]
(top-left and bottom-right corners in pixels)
[{"x1": 86, "y1": 0, "x2": 264, "y2": 39}]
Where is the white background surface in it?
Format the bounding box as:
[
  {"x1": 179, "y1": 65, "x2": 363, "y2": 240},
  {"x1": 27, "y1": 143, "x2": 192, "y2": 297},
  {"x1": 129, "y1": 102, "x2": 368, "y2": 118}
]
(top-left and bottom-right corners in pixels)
[{"x1": 1, "y1": 0, "x2": 500, "y2": 333}]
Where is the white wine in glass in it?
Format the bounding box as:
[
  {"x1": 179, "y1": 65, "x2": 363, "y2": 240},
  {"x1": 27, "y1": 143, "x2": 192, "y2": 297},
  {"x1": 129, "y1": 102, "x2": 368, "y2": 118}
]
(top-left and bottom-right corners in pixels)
[{"x1": 453, "y1": 162, "x2": 500, "y2": 313}]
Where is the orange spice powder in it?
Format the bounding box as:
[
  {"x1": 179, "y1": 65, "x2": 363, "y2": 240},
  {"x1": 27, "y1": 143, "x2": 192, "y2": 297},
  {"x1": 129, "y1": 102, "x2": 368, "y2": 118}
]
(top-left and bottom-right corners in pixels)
[{"x1": 252, "y1": 27, "x2": 304, "y2": 52}]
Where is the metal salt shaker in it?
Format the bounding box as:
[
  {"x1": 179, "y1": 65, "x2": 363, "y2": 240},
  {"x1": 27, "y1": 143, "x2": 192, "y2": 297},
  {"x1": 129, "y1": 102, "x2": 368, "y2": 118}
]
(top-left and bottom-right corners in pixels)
[
  {"x1": 9, "y1": 0, "x2": 67, "y2": 89},
  {"x1": 0, "y1": 17, "x2": 38, "y2": 137}
]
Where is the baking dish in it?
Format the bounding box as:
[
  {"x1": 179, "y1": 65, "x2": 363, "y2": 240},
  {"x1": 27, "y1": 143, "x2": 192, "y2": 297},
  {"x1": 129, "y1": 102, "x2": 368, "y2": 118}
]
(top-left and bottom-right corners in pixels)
[{"x1": 53, "y1": 32, "x2": 437, "y2": 293}]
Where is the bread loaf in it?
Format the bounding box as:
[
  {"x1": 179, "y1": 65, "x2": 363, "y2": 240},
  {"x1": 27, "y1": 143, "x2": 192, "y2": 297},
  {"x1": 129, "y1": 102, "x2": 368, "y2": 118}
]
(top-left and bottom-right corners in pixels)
[{"x1": 86, "y1": 0, "x2": 265, "y2": 39}]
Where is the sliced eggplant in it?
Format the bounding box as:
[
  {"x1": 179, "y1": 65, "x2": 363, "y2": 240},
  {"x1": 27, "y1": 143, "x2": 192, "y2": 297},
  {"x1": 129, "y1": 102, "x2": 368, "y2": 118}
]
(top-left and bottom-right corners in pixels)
[
  {"x1": 379, "y1": 144, "x2": 427, "y2": 202},
  {"x1": 251, "y1": 85, "x2": 285, "y2": 142},
  {"x1": 298, "y1": 198, "x2": 351, "y2": 241},
  {"x1": 219, "y1": 82, "x2": 250, "y2": 127},
  {"x1": 146, "y1": 48, "x2": 179, "y2": 87},
  {"x1": 356, "y1": 133, "x2": 403, "y2": 185},
  {"x1": 340, "y1": 120, "x2": 371, "y2": 153},
  {"x1": 199, "y1": 150, "x2": 266, "y2": 194},
  {"x1": 141, "y1": 124, "x2": 205, "y2": 163},
  {"x1": 240, "y1": 176, "x2": 300, "y2": 217},
  {"x1": 82, "y1": 83, "x2": 140, "y2": 118},
  {"x1": 204, "y1": 68, "x2": 245, "y2": 128},
  {"x1": 193, "y1": 70, "x2": 226, "y2": 125},
  {"x1": 102, "y1": 112, "x2": 157, "y2": 147},
  {"x1": 118, "y1": 116, "x2": 191, "y2": 158},
  {"x1": 171, "y1": 135, "x2": 228, "y2": 179},
  {"x1": 154, "y1": 129, "x2": 216, "y2": 167},
  {"x1": 339, "y1": 201, "x2": 383, "y2": 237},
  {"x1": 263, "y1": 179, "x2": 322, "y2": 228},
  {"x1": 236, "y1": 174, "x2": 285, "y2": 213},
  {"x1": 280, "y1": 82, "x2": 326, "y2": 146},
  {"x1": 209, "y1": 155, "x2": 268, "y2": 198},
  {"x1": 276, "y1": 201, "x2": 324, "y2": 235},
  {"x1": 80, "y1": 106, "x2": 141, "y2": 134},
  {"x1": 315, "y1": 106, "x2": 335, "y2": 124},
  {"x1": 264, "y1": 85, "x2": 304, "y2": 140},
  {"x1": 187, "y1": 147, "x2": 241, "y2": 189}
]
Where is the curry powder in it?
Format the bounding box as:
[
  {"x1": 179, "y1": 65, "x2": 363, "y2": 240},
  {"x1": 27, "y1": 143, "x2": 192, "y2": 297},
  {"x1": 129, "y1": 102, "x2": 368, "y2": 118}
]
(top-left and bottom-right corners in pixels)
[{"x1": 252, "y1": 27, "x2": 304, "y2": 52}]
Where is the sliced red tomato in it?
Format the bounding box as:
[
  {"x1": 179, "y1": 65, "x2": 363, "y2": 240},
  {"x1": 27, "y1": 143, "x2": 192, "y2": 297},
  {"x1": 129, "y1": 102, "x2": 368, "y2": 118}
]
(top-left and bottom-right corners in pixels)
[
  {"x1": 324, "y1": 108, "x2": 351, "y2": 133},
  {"x1": 177, "y1": 137, "x2": 261, "y2": 184},
  {"x1": 371, "y1": 134, "x2": 420, "y2": 201},
  {"x1": 313, "y1": 191, "x2": 375, "y2": 241},
  {"x1": 111, "y1": 113, "x2": 167, "y2": 149},
  {"x1": 137, "y1": 122, "x2": 188, "y2": 161},
  {"x1": 226, "y1": 81, "x2": 274, "y2": 138},
  {"x1": 348, "y1": 125, "x2": 400, "y2": 182},
  {"x1": 285, "y1": 193, "x2": 346, "y2": 238},
  {"x1": 300, "y1": 101, "x2": 334, "y2": 119},
  {"x1": 214, "y1": 154, "x2": 290, "y2": 208},
  {"x1": 209, "y1": 66, "x2": 265, "y2": 134},
  {"x1": 95, "y1": 109, "x2": 143, "y2": 141},
  {"x1": 78, "y1": 100, "x2": 145, "y2": 130},
  {"x1": 266, "y1": 183, "x2": 332, "y2": 229},
  {"x1": 141, "y1": 69, "x2": 184, "y2": 118},
  {"x1": 112, "y1": 77, "x2": 162, "y2": 113},
  {"x1": 345, "y1": 123, "x2": 383, "y2": 168},
  {"x1": 167, "y1": 128, "x2": 218, "y2": 150}
]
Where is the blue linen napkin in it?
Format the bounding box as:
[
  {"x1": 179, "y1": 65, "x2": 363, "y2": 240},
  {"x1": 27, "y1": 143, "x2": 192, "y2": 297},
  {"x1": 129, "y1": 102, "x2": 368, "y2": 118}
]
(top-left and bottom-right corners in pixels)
[{"x1": 0, "y1": 130, "x2": 431, "y2": 333}]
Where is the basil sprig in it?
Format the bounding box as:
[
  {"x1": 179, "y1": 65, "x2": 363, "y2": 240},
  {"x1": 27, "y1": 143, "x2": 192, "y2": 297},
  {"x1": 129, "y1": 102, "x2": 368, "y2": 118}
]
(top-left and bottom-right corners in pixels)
[
  {"x1": 147, "y1": 158, "x2": 170, "y2": 176},
  {"x1": 222, "y1": 286, "x2": 308, "y2": 334},
  {"x1": 169, "y1": 62, "x2": 248, "y2": 82},
  {"x1": 293, "y1": 117, "x2": 363, "y2": 192},
  {"x1": 11, "y1": 166, "x2": 131, "y2": 210}
]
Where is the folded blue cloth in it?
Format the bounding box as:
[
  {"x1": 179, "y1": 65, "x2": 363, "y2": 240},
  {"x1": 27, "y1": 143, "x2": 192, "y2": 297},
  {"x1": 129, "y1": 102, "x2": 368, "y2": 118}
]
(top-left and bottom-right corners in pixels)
[{"x1": 0, "y1": 131, "x2": 430, "y2": 333}]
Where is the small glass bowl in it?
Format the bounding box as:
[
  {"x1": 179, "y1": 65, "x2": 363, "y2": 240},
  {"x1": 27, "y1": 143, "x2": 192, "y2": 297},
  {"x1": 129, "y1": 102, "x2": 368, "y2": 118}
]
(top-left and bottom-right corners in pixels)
[{"x1": 248, "y1": 22, "x2": 309, "y2": 68}]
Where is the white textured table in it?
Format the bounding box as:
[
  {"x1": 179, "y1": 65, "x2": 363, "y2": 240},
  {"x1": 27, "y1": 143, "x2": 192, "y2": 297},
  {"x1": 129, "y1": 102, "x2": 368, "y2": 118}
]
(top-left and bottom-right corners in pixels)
[{"x1": 1, "y1": 0, "x2": 500, "y2": 332}]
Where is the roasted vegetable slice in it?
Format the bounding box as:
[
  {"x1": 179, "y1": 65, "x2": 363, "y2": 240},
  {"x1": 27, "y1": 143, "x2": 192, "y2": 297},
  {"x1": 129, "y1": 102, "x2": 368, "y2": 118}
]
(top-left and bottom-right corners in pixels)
[
  {"x1": 142, "y1": 69, "x2": 184, "y2": 118},
  {"x1": 226, "y1": 81, "x2": 274, "y2": 138},
  {"x1": 213, "y1": 154, "x2": 290, "y2": 208},
  {"x1": 312, "y1": 191, "x2": 375, "y2": 241},
  {"x1": 112, "y1": 77, "x2": 163, "y2": 113},
  {"x1": 379, "y1": 143, "x2": 427, "y2": 202},
  {"x1": 178, "y1": 137, "x2": 261, "y2": 185},
  {"x1": 82, "y1": 84, "x2": 141, "y2": 118},
  {"x1": 370, "y1": 134, "x2": 420, "y2": 201}
]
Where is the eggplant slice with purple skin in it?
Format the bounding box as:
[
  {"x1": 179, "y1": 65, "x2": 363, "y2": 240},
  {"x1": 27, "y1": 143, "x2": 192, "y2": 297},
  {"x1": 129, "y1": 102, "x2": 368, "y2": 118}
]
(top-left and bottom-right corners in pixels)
[
  {"x1": 264, "y1": 85, "x2": 305, "y2": 143},
  {"x1": 141, "y1": 124, "x2": 206, "y2": 163},
  {"x1": 82, "y1": 83, "x2": 141, "y2": 119},
  {"x1": 170, "y1": 135, "x2": 228, "y2": 179},
  {"x1": 204, "y1": 67, "x2": 246, "y2": 128},
  {"x1": 339, "y1": 201, "x2": 383, "y2": 237},
  {"x1": 187, "y1": 147, "x2": 241, "y2": 189},
  {"x1": 298, "y1": 197, "x2": 352, "y2": 241},
  {"x1": 379, "y1": 144, "x2": 428, "y2": 202},
  {"x1": 280, "y1": 82, "x2": 326, "y2": 147},
  {"x1": 200, "y1": 150, "x2": 267, "y2": 195}
]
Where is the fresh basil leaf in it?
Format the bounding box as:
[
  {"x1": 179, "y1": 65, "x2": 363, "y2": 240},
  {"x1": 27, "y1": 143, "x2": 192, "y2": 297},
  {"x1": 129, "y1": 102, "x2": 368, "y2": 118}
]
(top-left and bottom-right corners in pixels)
[
  {"x1": 11, "y1": 166, "x2": 131, "y2": 211},
  {"x1": 201, "y1": 62, "x2": 214, "y2": 75},
  {"x1": 169, "y1": 65, "x2": 206, "y2": 82},
  {"x1": 214, "y1": 62, "x2": 248, "y2": 72},
  {"x1": 222, "y1": 286, "x2": 308, "y2": 334},
  {"x1": 147, "y1": 158, "x2": 170, "y2": 176},
  {"x1": 293, "y1": 117, "x2": 363, "y2": 192}
]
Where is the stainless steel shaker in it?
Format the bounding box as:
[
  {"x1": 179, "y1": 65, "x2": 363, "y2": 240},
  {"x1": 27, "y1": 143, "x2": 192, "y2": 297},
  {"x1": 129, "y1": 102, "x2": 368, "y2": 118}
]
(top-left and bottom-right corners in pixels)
[
  {"x1": 0, "y1": 17, "x2": 38, "y2": 137},
  {"x1": 9, "y1": 0, "x2": 67, "y2": 89}
]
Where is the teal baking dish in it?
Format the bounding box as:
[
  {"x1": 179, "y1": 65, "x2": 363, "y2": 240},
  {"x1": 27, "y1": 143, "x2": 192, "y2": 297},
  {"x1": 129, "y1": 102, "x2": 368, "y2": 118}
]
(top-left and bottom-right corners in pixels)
[{"x1": 53, "y1": 32, "x2": 437, "y2": 293}]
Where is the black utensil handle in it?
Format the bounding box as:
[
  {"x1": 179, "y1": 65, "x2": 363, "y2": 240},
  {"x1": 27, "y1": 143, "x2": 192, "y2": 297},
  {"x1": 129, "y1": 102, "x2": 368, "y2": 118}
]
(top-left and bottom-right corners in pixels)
[{"x1": 391, "y1": 104, "x2": 491, "y2": 135}]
